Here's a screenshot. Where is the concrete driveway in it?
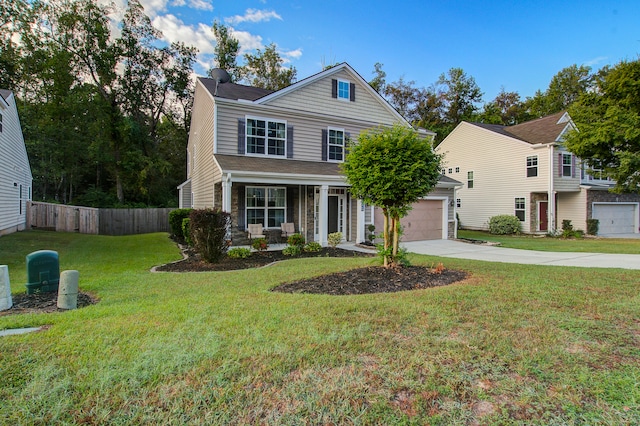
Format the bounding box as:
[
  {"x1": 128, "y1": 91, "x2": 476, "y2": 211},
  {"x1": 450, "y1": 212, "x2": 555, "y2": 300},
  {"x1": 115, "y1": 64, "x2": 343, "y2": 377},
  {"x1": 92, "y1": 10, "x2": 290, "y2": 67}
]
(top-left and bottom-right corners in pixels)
[{"x1": 401, "y1": 239, "x2": 640, "y2": 270}]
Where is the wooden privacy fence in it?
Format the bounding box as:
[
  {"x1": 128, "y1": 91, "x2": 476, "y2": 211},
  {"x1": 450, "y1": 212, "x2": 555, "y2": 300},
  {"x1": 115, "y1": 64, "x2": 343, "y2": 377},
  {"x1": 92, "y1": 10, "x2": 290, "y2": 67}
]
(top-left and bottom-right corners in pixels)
[{"x1": 27, "y1": 202, "x2": 175, "y2": 236}]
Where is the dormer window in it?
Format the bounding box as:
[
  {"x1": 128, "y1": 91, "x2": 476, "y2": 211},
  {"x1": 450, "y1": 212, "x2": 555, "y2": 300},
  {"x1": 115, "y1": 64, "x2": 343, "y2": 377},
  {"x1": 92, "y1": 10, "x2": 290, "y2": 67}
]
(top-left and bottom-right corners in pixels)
[{"x1": 331, "y1": 79, "x2": 355, "y2": 102}]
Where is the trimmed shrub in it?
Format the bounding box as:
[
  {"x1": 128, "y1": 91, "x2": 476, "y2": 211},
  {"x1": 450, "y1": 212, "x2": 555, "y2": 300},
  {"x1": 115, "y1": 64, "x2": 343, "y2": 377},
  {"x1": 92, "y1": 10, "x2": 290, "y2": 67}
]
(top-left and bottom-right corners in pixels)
[
  {"x1": 228, "y1": 247, "x2": 251, "y2": 259},
  {"x1": 169, "y1": 208, "x2": 193, "y2": 241},
  {"x1": 287, "y1": 233, "x2": 305, "y2": 247},
  {"x1": 327, "y1": 232, "x2": 342, "y2": 248},
  {"x1": 367, "y1": 224, "x2": 376, "y2": 244},
  {"x1": 587, "y1": 219, "x2": 599, "y2": 235},
  {"x1": 303, "y1": 242, "x2": 322, "y2": 252},
  {"x1": 181, "y1": 218, "x2": 193, "y2": 246},
  {"x1": 189, "y1": 208, "x2": 230, "y2": 263},
  {"x1": 282, "y1": 245, "x2": 301, "y2": 256},
  {"x1": 488, "y1": 215, "x2": 521, "y2": 235},
  {"x1": 252, "y1": 238, "x2": 268, "y2": 251}
]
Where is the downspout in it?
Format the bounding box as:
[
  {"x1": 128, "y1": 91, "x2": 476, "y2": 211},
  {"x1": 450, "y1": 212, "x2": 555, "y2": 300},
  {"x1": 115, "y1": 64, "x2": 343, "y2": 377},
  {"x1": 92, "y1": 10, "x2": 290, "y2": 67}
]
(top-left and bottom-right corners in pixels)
[{"x1": 213, "y1": 102, "x2": 218, "y2": 154}]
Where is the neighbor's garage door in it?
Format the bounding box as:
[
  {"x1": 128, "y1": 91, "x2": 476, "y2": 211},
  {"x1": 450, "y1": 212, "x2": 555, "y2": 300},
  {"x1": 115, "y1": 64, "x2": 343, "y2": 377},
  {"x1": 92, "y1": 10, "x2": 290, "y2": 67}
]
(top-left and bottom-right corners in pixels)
[
  {"x1": 592, "y1": 203, "x2": 637, "y2": 234},
  {"x1": 401, "y1": 200, "x2": 443, "y2": 241}
]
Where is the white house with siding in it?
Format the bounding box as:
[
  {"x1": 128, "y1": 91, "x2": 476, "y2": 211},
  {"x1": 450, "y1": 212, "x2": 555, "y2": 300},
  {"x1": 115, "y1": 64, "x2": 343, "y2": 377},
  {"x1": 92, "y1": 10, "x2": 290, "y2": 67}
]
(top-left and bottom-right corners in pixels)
[
  {"x1": 0, "y1": 89, "x2": 32, "y2": 236},
  {"x1": 180, "y1": 63, "x2": 461, "y2": 245},
  {"x1": 436, "y1": 112, "x2": 640, "y2": 235}
]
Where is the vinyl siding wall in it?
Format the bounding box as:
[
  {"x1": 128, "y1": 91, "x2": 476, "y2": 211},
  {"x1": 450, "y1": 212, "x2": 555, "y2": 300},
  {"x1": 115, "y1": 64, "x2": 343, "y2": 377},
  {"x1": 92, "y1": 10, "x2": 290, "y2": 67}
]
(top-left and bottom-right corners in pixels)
[
  {"x1": 215, "y1": 101, "x2": 380, "y2": 162},
  {"x1": 557, "y1": 190, "x2": 587, "y2": 231},
  {"x1": 265, "y1": 69, "x2": 398, "y2": 126},
  {"x1": 553, "y1": 148, "x2": 581, "y2": 192},
  {"x1": 188, "y1": 83, "x2": 216, "y2": 208},
  {"x1": 0, "y1": 92, "x2": 32, "y2": 235},
  {"x1": 436, "y1": 123, "x2": 550, "y2": 232}
]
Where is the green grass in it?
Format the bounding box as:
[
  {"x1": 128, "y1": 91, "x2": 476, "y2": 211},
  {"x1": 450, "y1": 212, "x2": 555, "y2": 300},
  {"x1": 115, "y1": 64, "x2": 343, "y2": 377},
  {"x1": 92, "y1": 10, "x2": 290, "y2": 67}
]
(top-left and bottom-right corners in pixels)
[
  {"x1": 1, "y1": 231, "x2": 639, "y2": 425},
  {"x1": 459, "y1": 229, "x2": 640, "y2": 254}
]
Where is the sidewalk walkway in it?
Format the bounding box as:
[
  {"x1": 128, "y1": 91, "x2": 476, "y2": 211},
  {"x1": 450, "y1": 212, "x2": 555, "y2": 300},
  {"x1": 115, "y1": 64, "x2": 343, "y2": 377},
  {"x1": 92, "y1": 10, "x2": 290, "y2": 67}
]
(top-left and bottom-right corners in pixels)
[{"x1": 400, "y1": 239, "x2": 640, "y2": 270}]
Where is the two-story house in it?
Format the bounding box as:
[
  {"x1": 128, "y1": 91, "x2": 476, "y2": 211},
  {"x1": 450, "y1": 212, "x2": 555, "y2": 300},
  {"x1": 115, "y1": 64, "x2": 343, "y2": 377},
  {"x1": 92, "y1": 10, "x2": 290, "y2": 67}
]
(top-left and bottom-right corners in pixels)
[
  {"x1": 436, "y1": 111, "x2": 640, "y2": 235},
  {"x1": 180, "y1": 63, "x2": 460, "y2": 245},
  {"x1": 0, "y1": 89, "x2": 33, "y2": 236}
]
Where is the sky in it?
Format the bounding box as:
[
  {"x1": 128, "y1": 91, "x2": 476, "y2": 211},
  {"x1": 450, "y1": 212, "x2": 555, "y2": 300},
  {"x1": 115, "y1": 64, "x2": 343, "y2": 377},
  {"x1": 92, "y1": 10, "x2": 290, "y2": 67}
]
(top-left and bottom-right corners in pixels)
[{"x1": 113, "y1": 0, "x2": 640, "y2": 102}]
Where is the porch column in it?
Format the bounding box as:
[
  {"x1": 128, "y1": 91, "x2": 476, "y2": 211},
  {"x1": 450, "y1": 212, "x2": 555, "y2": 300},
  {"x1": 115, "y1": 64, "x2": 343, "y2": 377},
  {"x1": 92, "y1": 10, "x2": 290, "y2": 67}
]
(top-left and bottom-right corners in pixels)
[
  {"x1": 222, "y1": 173, "x2": 232, "y2": 213},
  {"x1": 318, "y1": 185, "x2": 329, "y2": 246},
  {"x1": 356, "y1": 199, "x2": 365, "y2": 243}
]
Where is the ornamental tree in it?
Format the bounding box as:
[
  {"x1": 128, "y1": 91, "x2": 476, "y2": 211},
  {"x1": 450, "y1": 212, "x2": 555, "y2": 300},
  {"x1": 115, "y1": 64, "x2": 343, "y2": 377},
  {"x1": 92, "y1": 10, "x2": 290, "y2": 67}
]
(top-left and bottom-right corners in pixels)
[{"x1": 341, "y1": 124, "x2": 442, "y2": 267}]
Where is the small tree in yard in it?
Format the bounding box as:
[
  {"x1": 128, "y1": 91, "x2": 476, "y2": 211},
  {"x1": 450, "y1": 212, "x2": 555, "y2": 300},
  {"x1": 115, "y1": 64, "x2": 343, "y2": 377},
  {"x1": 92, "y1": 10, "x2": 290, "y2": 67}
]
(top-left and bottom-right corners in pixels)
[
  {"x1": 341, "y1": 124, "x2": 442, "y2": 267},
  {"x1": 189, "y1": 209, "x2": 231, "y2": 263}
]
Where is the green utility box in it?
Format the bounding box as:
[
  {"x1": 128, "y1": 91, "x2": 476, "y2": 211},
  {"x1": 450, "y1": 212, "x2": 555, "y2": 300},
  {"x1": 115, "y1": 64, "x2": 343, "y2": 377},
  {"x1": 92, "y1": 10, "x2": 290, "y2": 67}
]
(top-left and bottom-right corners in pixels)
[{"x1": 25, "y1": 250, "x2": 60, "y2": 294}]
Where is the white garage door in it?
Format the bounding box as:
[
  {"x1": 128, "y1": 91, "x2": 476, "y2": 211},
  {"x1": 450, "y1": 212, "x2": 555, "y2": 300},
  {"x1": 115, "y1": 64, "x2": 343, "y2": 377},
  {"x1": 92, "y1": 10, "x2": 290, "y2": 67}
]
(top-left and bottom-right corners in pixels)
[
  {"x1": 401, "y1": 200, "x2": 444, "y2": 241},
  {"x1": 592, "y1": 204, "x2": 637, "y2": 234}
]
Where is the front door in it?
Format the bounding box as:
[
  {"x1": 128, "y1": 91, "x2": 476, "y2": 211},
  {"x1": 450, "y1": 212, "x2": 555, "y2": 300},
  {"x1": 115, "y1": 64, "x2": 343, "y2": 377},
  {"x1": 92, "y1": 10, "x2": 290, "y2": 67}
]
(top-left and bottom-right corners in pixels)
[
  {"x1": 328, "y1": 196, "x2": 339, "y2": 234},
  {"x1": 538, "y1": 201, "x2": 548, "y2": 232},
  {"x1": 314, "y1": 187, "x2": 347, "y2": 241}
]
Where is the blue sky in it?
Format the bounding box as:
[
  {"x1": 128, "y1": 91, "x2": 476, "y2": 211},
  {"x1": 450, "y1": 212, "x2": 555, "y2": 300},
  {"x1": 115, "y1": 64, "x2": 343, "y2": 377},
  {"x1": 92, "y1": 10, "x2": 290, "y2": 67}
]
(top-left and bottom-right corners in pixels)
[{"x1": 121, "y1": 0, "x2": 640, "y2": 102}]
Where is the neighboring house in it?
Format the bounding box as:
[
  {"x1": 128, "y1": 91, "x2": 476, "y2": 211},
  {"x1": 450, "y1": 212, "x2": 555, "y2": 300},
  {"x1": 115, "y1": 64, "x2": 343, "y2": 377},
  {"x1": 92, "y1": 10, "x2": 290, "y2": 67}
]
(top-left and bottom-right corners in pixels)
[
  {"x1": 436, "y1": 111, "x2": 640, "y2": 235},
  {"x1": 181, "y1": 63, "x2": 460, "y2": 245},
  {"x1": 0, "y1": 89, "x2": 33, "y2": 236}
]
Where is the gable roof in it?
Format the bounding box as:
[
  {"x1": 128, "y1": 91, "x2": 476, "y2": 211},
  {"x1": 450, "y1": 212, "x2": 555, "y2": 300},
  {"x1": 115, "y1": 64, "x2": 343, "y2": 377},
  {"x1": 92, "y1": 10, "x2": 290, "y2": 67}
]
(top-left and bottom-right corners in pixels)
[
  {"x1": 0, "y1": 89, "x2": 11, "y2": 107},
  {"x1": 469, "y1": 111, "x2": 572, "y2": 145},
  {"x1": 198, "y1": 78, "x2": 274, "y2": 101}
]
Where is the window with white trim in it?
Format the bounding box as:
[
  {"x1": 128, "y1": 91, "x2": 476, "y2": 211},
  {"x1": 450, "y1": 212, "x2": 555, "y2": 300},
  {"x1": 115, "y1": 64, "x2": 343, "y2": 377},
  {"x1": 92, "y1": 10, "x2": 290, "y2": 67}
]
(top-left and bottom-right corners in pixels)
[
  {"x1": 467, "y1": 171, "x2": 474, "y2": 189},
  {"x1": 448, "y1": 168, "x2": 453, "y2": 174},
  {"x1": 246, "y1": 186, "x2": 286, "y2": 228},
  {"x1": 328, "y1": 128, "x2": 345, "y2": 162},
  {"x1": 246, "y1": 117, "x2": 286, "y2": 157},
  {"x1": 515, "y1": 198, "x2": 525, "y2": 221},
  {"x1": 455, "y1": 167, "x2": 460, "y2": 173},
  {"x1": 527, "y1": 156, "x2": 538, "y2": 177},
  {"x1": 562, "y1": 153, "x2": 572, "y2": 177},
  {"x1": 337, "y1": 80, "x2": 350, "y2": 100}
]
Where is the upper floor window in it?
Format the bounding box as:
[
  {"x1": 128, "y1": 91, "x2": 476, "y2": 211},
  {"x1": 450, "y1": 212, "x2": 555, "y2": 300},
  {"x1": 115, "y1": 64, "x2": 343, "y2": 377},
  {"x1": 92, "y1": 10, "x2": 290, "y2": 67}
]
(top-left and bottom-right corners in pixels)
[
  {"x1": 467, "y1": 171, "x2": 474, "y2": 189},
  {"x1": 515, "y1": 198, "x2": 525, "y2": 221},
  {"x1": 332, "y1": 79, "x2": 355, "y2": 102},
  {"x1": 527, "y1": 156, "x2": 538, "y2": 177},
  {"x1": 328, "y1": 128, "x2": 345, "y2": 162},
  {"x1": 562, "y1": 153, "x2": 572, "y2": 177},
  {"x1": 246, "y1": 117, "x2": 286, "y2": 157},
  {"x1": 455, "y1": 167, "x2": 460, "y2": 173},
  {"x1": 448, "y1": 168, "x2": 453, "y2": 174}
]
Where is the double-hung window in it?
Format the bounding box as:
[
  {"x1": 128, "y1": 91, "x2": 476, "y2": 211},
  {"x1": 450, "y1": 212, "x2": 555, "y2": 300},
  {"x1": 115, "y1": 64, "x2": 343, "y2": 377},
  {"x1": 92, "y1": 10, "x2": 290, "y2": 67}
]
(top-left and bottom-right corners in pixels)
[
  {"x1": 526, "y1": 156, "x2": 538, "y2": 177},
  {"x1": 246, "y1": 117, "x2": 286, "y2": 157},
  {"x1": 562, "y1": 153, "x2": 572, "y2": 177},
  {"x1": 515, "y1": 198, "x2": 525, "y2": 221},
  {"x1": 467, "y1": 171, "x2": 474, "y2": 189},
  {"x1": 246, "y1": 186, "x2": 286, "y2": 228},
  {"x1": 328, "y1": 128, "x2": 345, "y2": 162},
  {"x1": 337, "y1": 80, "x2": 350, "y2": 100}
]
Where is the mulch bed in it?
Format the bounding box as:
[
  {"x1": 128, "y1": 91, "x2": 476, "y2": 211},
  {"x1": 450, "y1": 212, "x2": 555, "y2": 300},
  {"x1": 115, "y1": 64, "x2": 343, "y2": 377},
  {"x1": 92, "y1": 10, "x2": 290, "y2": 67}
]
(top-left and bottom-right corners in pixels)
[
  {"x1": 271, "y1": 266, "x2": 468, "y2": 295},
  {"x1": 154, "y1": 247, "x2": 375, "y2": 272},
  {"x1": 0, "y1": 292, "x2": 98, "y2": 317}
]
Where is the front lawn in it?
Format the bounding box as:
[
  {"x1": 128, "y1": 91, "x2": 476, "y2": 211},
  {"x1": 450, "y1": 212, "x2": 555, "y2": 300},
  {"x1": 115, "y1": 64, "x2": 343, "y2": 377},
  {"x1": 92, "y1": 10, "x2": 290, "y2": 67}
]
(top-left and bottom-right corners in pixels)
[
  {"x1": 459, "y1": 229, "x2": 640, "y2": 254},
  {"x1": 1, "y1": 231, "x2": 638, "y2": 424}
]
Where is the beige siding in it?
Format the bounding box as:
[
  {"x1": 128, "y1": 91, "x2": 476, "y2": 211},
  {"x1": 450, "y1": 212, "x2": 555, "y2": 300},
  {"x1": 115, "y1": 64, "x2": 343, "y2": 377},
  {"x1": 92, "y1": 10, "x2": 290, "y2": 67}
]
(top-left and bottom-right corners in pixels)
[
  {"x1": 0, "y1": 92, "x2": 32, "y2": 235},
  {"x1": 264, "y1": 69, "x2": 398, "y2": 126},
  {"x1": 188, "y1": 82, "x2": 216, "y2": 208},
  {"x1": 215, "y1": 102, "x2": 384, "y2": 162},
  {"x1": 557, "y1": 190, "x2": 587, "y2": 231},
  {"x1": 436, "y1": 123, "x2": 551, "y2": 232}
]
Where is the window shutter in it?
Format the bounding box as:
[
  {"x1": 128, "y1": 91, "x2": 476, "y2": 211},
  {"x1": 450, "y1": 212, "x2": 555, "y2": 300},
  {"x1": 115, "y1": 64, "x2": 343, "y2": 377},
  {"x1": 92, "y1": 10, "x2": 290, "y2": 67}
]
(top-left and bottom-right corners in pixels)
[
  {"x1": 237, "y1": 185, "x2": 246, "y2": 231},
  {"x1": 286, "y1": 187, "x2": 294, "y2": 224},
  {"x1": 331, "y1": 79, "x2": 337, "y2": 98},
  {"x1": 571, "y1": 155, "x2": 576, "y2": 178},
  {"x1": 321, "y1": 129, "x2": 328, "y2": 161},
  {"x1": 350, "y1": 83, "x2": 356, "y2": 102},
  {"x1": 558, "y1": 153, "x2": 562, "y2": 177},
  {"x1": 345, "y1": 132, "x2": 351, "y2": 156},
  {"x1": 287, "y1": 125, "x2": 294, "y2": 159},
  {"x1": 237, "y1": 118, "x2": 246, "y2": 154}
]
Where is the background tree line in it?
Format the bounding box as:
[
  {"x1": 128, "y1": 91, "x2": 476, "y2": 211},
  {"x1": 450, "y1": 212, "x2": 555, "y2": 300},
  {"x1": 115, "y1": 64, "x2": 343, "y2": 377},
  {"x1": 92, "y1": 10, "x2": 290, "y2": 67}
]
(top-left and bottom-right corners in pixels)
[{"x1": 1, "y1": 1, "x2": 636, "y2": 206}]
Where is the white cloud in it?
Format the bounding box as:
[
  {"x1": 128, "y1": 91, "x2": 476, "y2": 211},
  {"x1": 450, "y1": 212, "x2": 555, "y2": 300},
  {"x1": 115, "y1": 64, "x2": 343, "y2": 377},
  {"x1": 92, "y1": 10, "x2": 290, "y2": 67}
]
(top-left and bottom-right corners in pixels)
[
  {"x1": 171, "y1": 0, "x2": 186, "y2": 6},
  {"x1": 152, "y1": 14, "x2": 216, "y2": 54},
  {"x1": 225, "y1": 9, "x2": 282, "y2": 25},
  {"x1": 230, "y1": 28, "x2": 264, "y2": 53},
  {"x1": 282, "y1": 48, "x2": 303, "y2": 60},
  {"x1": 188, "y1": 0, "x2": 213, "y2": 11},
  {"x1": 584, "y1": 56, "x2": 608, "y2": 67}
]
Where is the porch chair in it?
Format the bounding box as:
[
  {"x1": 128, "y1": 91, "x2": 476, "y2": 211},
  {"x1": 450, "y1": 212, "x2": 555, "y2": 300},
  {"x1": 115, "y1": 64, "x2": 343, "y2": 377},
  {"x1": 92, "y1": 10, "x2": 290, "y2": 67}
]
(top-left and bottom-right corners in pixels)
[
  {"x1": 280, "y1": 222, "x2": 295, "y2": 242},
  {"x1": 247, "y1": 223, "x2": 265, "y2": 241}
]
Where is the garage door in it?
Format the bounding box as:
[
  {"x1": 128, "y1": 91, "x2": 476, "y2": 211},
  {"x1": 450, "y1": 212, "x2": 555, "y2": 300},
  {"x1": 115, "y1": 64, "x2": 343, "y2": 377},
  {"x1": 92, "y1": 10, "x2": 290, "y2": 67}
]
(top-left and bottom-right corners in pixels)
[
  {"x1": 592, "y1": 204, "x2": 637, "y2": 234},
  {"x1": 401, "y1": 200, "x2": 443, "y2": 241}
]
